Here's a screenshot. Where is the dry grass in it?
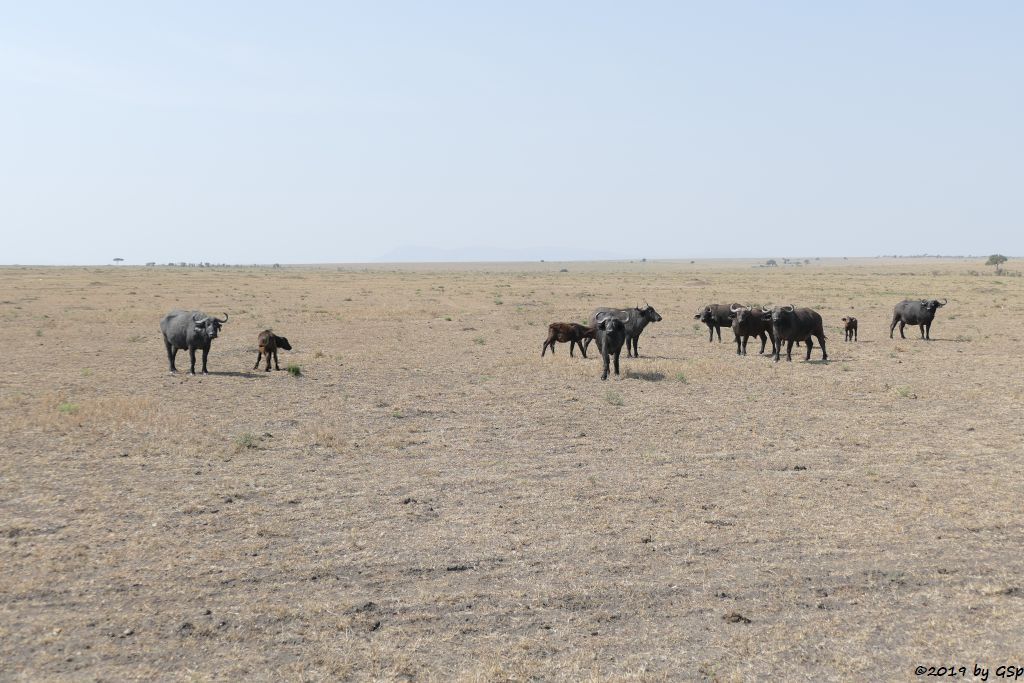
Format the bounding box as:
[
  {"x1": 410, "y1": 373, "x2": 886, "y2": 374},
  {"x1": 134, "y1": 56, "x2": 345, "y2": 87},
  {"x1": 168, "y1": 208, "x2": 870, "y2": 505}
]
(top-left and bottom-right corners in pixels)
[{"x1": 0, "y1": 258, "x2": 1022, "y2": 680}]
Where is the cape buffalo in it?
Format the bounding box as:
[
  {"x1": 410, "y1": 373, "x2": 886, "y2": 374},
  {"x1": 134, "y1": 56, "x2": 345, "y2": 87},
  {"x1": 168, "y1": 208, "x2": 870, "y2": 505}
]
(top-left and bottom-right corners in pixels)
[
  {"x1": 890, "y1": 299, "x2": 947, "y2": 340},
  {"x1": 842, "y1": 317, "x2": 858, "y2": 342},
  {"x1": 729, "y1": 304, "x2": 776, "y2": 356},
  {"x1": 542, "y1": 322, "x2": 596, "y2": 358},
  {"x1": 584, "y1": 304, "x2": 662, "y2": 358},
  {"x1": 160, "y1": 310, "x2": 228, "y2": 374},
  {"x1": 765, "y1": 305, "x2": 827, "y2": 362},
  {"x1": 254, "y1": 330, "x2": 292, "y2": 371},
  {"x1": 695, "y1": 303, "x2": 741, "y2": 342},
  {"x1": 593, "y1": 312, "x2": 629, "y2": 380}
]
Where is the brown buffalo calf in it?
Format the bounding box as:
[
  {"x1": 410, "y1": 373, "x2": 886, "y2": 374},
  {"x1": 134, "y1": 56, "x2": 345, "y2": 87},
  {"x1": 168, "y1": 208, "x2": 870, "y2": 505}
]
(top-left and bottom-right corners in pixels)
[
  {"x1": 542, "y1": 322, "x2": 596, "y2": 358},
  {"x1": 842, "y1": 316, "x2": 858, "y2": 341},
  {"x1": 254, "y1": 330, "x2": 292, "y2": 371}
]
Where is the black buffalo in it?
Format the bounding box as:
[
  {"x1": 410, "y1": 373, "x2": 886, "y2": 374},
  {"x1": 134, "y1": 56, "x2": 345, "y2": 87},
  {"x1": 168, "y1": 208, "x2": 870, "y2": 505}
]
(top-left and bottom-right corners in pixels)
[
  {"x1": 593, "y1": 312, "x2": 629, "y2": 380},
  {"x1": 765, "y1": 305, "x2": 827, "y2": 362},
  {"x1": 160, "y1": 310, "x2": 228, "y2": 374},
  {"x1": 584, "y1": 304, "x2": 662, "y2": 358},
  {"x1": 890, "y1": 299, "x2": 947, "y2": 340},
  {"x1": 729, "y1": 304, "x2": 776, "y2": 356},
  {"x1": 695, "y1": 303, "x2": 740, "y2": 342}
]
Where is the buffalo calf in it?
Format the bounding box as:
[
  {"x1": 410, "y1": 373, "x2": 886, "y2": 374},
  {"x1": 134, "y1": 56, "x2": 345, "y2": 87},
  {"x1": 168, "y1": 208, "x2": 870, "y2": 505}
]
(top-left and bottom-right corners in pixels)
[
  {"x1": 542, "y1": 322, "x2": 595, "y2": 358},
  {"x1": 842, "y1": 317, "x2": 858, "y2": 341},
  {"x1": 254, "y1": 330, "x2": 292, "y2": 371}
]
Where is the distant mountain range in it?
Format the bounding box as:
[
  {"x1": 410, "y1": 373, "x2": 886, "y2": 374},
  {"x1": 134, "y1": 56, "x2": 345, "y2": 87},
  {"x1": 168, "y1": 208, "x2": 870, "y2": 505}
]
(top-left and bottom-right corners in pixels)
[{"x1": 374, "y1": 245, "x2": 621, "y2": 263}]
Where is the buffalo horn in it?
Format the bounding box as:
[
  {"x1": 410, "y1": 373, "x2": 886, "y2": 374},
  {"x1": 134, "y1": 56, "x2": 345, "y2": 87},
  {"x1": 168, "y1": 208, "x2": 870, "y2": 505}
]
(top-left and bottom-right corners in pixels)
[
  {"x1": 939, "y1": 298, "x2": 947, "y2": 305},
  {"x1": 216, "y1": 313, "x2": 229, "y2": 323}
]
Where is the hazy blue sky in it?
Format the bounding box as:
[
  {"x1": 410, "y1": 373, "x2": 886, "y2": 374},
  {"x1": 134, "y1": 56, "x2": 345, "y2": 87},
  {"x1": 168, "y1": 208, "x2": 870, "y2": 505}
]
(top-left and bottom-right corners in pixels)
[{"x1": 3, "y1": 2, "x2": 1021, "y2": 264}]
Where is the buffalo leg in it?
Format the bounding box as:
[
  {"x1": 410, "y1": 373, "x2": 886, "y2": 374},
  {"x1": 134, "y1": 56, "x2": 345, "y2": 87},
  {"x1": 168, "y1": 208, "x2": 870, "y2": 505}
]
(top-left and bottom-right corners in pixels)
[
  {"x1": 601, "y1": 347, "x2": 610, "y2": 380},
  {"x1": 613, "y1": 350, "x2": 621, "y2": 376},
  {"x1": 757, "y1": 332, "x2": 767, "y2": 354},
  {"x1": 786, "y1": 339, "x2": 794, "y2": 361},
  {"x1": 254, "y1": 351, "x2": 263, "y2": 370},
  {"x1": 272, "y1": 348, "x2": 280, "y2": 370},
  {"x1": 201, "y1": 346, "x2": 210, "y2": 374},
  {"x1": 805, "y1": 337, "x2": 813, "y2": 361},
  {"x1": 707, "y1": 324, "x2": 714, "y2": 342},
  {"x1": 854, "y1": 327, "x2": 857, "y2": 341},
  {"x1": 631, "y1": 336, "x2": 639, "y2": 357},
  {"x1": 541, "y1": 340, "x2": 549, "y2": 357},
  {"x1": 570, "y1": 340, "x2": 577, "y2": 357},
  {"x1": 889, "y1": 317, "x2": 899, "y2": 338},
  {"x1": 899, "y1": 321, "x2": 906, "y2": 339},
  {"x1": 735, "y1": 334, "x2": 742, "y2": 355},
  {"x1": 716, "y1": 325, "x2": 722, "y2": 342},
  {"x1": 165, "y1": 340, "x2": 178, "y2": 373},
  {"x1": 188, "y1": 347, "x2": 197, "y2": 375},
  {"x1": 818, "y1": 334, "x2": 828, "y2": 361}
]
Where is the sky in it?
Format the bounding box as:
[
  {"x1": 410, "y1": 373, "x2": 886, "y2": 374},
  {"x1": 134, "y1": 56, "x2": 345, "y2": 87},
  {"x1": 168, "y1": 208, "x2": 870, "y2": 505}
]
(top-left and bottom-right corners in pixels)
[{"x1": 2, "y1": 2, "x2": 1022, "y2": 264}]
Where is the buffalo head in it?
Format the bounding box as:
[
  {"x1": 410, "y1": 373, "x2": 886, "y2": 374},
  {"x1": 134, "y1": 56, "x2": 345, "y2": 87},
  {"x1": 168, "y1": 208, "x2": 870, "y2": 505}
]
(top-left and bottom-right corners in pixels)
[
  {"x1": 192, "y1": 312, "x2": 228, "y2": 339},
  {"x1": 921, "y1": 298, "x2": 947, "y2": 312},
  {"x1": 639, "y1": 303, "x2": 663, "y2": 323},
  {"x1": 276, "y1": 335, "x2": 292, "y2": 351}
]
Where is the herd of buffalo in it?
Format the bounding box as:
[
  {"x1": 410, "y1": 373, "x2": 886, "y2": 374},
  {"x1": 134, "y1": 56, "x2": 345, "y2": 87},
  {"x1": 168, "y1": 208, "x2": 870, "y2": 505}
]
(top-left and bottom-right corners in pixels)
[
  {"x1": 157, "y1": 298, "x2": 948, "y2": 379},
  {"x1": 542, "y1": 298, "x2": 948, "y2": 379}
]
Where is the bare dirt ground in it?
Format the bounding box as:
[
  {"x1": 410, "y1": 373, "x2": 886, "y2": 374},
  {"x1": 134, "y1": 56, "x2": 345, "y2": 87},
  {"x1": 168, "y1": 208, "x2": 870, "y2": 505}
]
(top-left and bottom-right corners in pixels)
[{"x1": 1, "y1": 258, "x2": 1022, "y2": 681}]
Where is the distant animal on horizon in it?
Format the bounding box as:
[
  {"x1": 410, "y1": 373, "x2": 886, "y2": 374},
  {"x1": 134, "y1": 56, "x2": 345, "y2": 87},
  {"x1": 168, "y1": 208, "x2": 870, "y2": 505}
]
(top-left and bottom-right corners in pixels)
[
  {"x1": 729, "y1": 304, "x2": 776, "y2": 356},
  {"x1": 765, "y1": 305, "x2": 827, "y2": 362},
  {"x1": 160, "y1": 310, "x2": 229, "y2": 375},
  {"x1": 541, "y1": 323, "x2": 596, "y2": 358},
  {"x1": 254, "y1": 330, "x2": 292, "y2": 371},
  {"x1": 694, "y1": 303, "x2": 740, "y2": 343},
  {"x1": 890, "y1": 299, "x2": 947, "y2": 340},
  {"x1": 584, "y1": 304, "x2": 663, "y2": 357},
  {"x1": 842, "y1": 316, "x2": 858, "y2": 341}
]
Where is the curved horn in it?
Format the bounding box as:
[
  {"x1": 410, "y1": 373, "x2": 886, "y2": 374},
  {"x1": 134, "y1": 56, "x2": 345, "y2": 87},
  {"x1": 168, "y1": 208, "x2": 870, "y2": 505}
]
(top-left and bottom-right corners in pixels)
[
  {"x1": 761, "y1": 304, "x2": 772, "y2": 312},
  {"x1": 782, "y1": 304, "x2": 795, "y2": 312},
  {"x1": 939, "y1": 298, "x2": 947, "y2": 305},
  {"x1": 730, "y1": 304, "x2": 743, "y2": 312},
  {"x1": 216, "y1": 312, "x2": 229, "y2": 323},
  {"x1": 192, "y1": 313, "x2": 209, "y2": 324}
]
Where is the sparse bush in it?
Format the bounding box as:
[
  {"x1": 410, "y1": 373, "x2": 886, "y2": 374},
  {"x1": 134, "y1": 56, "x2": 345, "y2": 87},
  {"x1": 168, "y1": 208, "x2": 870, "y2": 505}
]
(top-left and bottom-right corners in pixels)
[
  {"x1": 58, "y1": 402, "x2": 79, "y2": 414},
  {"x1": 235, "y1": 433, "x2": 260, "y2": 450},
  {"x1": 675, "y1": 372, "x2": 688, "y2": 384},
  {"x1": 473, "y1": 336, "x2": 485, "y2": 345},
  {"x1": 286, "y1": 364, "x2": 302, "y2": 377},
  {"x1": 605, "y1": 391, "x2": 624, "y2": 406}
]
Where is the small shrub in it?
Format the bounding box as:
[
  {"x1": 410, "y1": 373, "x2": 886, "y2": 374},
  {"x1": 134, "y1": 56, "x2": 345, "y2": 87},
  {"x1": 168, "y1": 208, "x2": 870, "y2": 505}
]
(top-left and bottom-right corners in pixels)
[
  {"x1": 58, "y1": 402, "x2": 79, "y2": 414},
  {"x1": 605, "y1": 391, "x2": 624, "y2": 406},
  {"x1": 473, "y1": 337, "x2": 485, "y2": 345},
  {"x1": 286, "y1": 364, "x2": 302, "y2": 377},
  {"x1": 675, "y1": 372, "x2": 688, "y2": 384},
  {"x1": 314, "y1": 350, "x2": 324, "y2": 359},
  {"x1": 235, "y1": 433, "x2": 260, "y2": 450}
]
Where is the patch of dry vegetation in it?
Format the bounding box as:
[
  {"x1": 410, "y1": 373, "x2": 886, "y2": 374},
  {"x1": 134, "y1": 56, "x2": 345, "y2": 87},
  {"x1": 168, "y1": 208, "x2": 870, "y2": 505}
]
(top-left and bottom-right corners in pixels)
[{"x1": 0, "y1": 258, "x2": 1022, "y2": 679}]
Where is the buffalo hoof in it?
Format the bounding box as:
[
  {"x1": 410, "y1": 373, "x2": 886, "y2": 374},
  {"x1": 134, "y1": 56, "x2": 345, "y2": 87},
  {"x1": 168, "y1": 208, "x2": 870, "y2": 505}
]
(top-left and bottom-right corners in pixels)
[
  {"x1": 265, "y1": 369, "x2": 271, "y2": 372},
  {"x1": 188, "y1": 371, "x2": 196, "y2": 376}
]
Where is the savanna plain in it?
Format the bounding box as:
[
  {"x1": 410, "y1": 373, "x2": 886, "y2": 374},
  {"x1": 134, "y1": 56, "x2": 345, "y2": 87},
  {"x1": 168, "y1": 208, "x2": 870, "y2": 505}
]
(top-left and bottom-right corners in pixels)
[{"x1": 1, "y1": 259, "x2": 1022, "y2": 682}]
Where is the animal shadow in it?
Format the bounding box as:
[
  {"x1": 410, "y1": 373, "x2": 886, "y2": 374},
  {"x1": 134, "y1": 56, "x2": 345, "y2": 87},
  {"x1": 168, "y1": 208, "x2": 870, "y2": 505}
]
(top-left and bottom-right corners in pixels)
[{"x1": 625, "y1": 370, "x2": 666, "y2": 381}]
